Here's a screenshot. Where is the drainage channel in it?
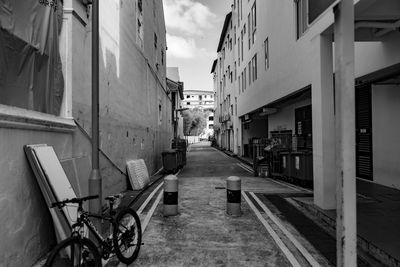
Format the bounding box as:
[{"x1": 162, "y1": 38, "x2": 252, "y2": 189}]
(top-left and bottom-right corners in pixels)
[{"x1": 261, "y1": 194, "x2": 371, "y2": 267}]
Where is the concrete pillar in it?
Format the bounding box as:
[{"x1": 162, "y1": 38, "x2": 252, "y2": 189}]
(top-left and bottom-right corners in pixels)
[
  {"x1": 334, "y1": 1, "x2": 357, "y2": 266},
  {"x1": 311, "y1": 34, "x2": 336, "y2": 210}
]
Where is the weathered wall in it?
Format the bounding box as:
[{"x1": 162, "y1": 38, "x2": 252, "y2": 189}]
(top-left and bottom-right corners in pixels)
[
  {"x1": 61, "y1": 0, "x2": 172, "y2": 197},
  {"x1": 0, "y1": 106, "x2": 76, "y2": 266}
]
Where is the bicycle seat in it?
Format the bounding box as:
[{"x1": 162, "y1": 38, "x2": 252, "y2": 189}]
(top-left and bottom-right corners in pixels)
[{"x1": 105, "y1": 194, "x2": 122, "y2": 202}]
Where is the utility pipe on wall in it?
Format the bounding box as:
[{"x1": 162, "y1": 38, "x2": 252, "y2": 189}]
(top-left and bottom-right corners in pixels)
[{"x1": 89, "y1": 0, "x2": 102, "y2": 219}]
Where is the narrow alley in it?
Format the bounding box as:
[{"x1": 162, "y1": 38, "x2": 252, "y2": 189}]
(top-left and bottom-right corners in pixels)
[
  {"x1": 1, "y1": 1, "x2": 400, "y2": 266},
  {"x1": 131, "y1": 142, "x2": 332, "y2": 267}
]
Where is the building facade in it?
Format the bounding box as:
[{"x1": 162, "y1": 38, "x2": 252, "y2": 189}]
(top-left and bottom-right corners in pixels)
[
  {"x1": 182, "y1": 89, "x2": 215, "y2": 110},
  {"x1": 213, "y1": 0, "x2": 400, "y2": 208},
  {"x1": 182, "y1": 89, "x2": 215, "y2": 139},
  {"x1": 167, "y1": 67, "x2": 185, "y2": 139},
  {"x1": 0, "y1": 0, "x2": 172, "y2": 265}
]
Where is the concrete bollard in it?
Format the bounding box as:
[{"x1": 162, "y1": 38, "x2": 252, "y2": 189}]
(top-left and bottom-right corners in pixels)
[
  {"x1": 163, "y1": 175, "x2": 178, "y2": 216},
  {"x1": 226, "y1": 176, "x2": 241, "y2": 216}
]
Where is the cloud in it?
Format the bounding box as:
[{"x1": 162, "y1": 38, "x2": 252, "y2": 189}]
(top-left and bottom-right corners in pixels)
[
  {"x1": 164, "y1": 0, "x2": 216, "y2": 36},
  {"x1": 167, "y1": 34, "x2": 216, "y2": 60},
  {"x1": 167, "y1": 34, "x2": 196, "y2": 59}
]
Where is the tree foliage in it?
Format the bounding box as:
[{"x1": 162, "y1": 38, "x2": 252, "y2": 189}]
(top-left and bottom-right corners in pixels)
[{"x1": 182, "y1": 108, "x2": 210, "y2": 136}]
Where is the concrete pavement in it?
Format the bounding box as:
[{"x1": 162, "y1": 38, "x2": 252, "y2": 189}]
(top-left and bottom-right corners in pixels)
[{"x1": 130, "y1": 142, "x2": 332, "y2": 266}]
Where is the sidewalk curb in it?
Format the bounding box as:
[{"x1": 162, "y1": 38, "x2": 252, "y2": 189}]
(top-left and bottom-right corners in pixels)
[{"x1": 215, "y1": 146, "x2": 254, "y2": 168}]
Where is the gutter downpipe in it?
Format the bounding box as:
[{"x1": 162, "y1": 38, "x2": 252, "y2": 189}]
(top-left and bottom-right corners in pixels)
[{"x1": 89, "y1": 0, "x2": 102, "y2": 222}]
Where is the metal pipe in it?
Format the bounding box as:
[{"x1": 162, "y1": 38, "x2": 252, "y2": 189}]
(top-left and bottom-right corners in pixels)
[
  {"x1": 89, "y1": 0, "x2": 102, "y2": 219},
  {"x1": 355, "y1": 21, "x2": 396, "y2": 29},
  {"x1": 375, "y1": 19, "x2": 400, "y2": 37}
]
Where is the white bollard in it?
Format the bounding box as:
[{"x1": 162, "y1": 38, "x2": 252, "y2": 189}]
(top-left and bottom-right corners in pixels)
[
  {"x1": 226, "y1": 176, "x2": 241, "y2": 216},
  {"x1": 163, "y1": 175, "x2": 178, "y2": 216}
]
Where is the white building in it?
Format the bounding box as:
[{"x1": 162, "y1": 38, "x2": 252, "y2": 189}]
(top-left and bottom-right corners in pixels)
[
  {"x1": 182, "y1": 89, "x2": 215, "y2": 139},
  {"x1": 167, "y1": 67, "x2": 185, "y2": 139},
  {"x1": 182, "y1": 90, "x2": 215, "y2": 110},
  {"x1": 213, "y1": 1, "x2": 400, "y2": 263}
]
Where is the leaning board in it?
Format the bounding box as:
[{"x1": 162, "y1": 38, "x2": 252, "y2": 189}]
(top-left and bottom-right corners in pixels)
[{"x1": 33, "y1": 146, "x2": 78, "y2": 228}]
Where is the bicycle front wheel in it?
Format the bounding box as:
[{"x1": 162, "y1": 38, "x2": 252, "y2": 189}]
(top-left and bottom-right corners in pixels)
[
  {"x1": 113, "y1": 208, "x2": 142, "y2": 264},
  {"x1": 45, "y1": 236, "x2": 101, "y2": 267}
]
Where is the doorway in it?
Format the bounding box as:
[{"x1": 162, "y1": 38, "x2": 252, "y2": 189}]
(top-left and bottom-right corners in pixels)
[{"x1": 355, "y1": 84, "x2": 373, "y2": 180}]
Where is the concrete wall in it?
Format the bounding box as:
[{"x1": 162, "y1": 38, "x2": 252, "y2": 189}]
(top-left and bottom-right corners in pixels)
[
  {"x1": 0, "y1": 1, "x2": 171, "y2": 265},
  {"x1": 61, "y1": 0, "x2": 172, "y2": 197},
  {"x1": 0, "y1": 106, "x2": 77, "y2": 266},
  {"x1": 355, "y1": 33, "x2": 400, "y2": 78},
  {"x1": 237, "y1": 0, "x2": 320, "y2": 117},
  {"x1": 372, "y1": 84, "x2": 400, "y2": 190}
]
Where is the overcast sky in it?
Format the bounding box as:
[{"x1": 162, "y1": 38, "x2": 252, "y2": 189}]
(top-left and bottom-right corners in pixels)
[{"x1": 164, "y1": 0, "x2": 231, "y2": 91}]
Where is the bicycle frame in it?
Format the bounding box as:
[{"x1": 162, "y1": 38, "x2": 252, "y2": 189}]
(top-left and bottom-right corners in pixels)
[{"x1": 73, "y1": 209, "x2": 116, "y2": 259}]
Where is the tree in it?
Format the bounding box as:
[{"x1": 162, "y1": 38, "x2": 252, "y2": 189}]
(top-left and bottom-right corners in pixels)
[{"x1": 182, "y1": 108, "x2": 208, "y2": 136}]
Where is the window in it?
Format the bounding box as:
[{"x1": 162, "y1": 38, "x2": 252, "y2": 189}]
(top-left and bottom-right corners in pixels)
[
  {"x1": 234, "y1": 62, "x2": 237, "y2": 80},
  {"x1": 187, "y1": 102, "x2": 190, "y2": 105},
  {"x1": 244, "y1": 67, "x2": 246, "y2": 90},
  {"x1": 252, "y1": 54, "x2": 257, "y2": 82},
  {"x1": 158, "y1": 103, "x2": 162, "y2": 125},
  {"x1": 264, "y1": 38, "x2": 269, "y2": 70},
  {"x1": 136, "y1": 0, "x2": 144, "y2": 49},
  {"x1": 240, "y1": 30, "x2": 244, "y2": 62},
  {"x1": 240, "y1": 0, "x2": 243, "y2": 20},
  {"x1": 209, "y1": 116, "x2": 214, "y2": 121},
  {"x1": 138, "y1": 0, "x2": 142, "y2": 12},
  {"x1": 251, "y1": 2, "x2": 256, "y2": 44},
  {"x1": 248, "y1": 62, "x2": 251, "y2": 86},
  {"x1": 237, "y1": 0, "x2": 240, "y2": 25},
  {"x1": 186, "y1": 95, "x2": 190, "y2": 99},
  {"x1": 296, "y1": 0, "x2": 308, "y2": 38},
  {"x1": 209, "y1": 125, "x2": 214, "y2": 129},
  {"x1": 238, "y1": 37, "x2": 241, "y2": 65},
  {"x1": 234, "y1": 26, "x2": 236, "y2": 44},
  {"x1": 235, "y1": 97, "x2": 237, "y2": 115},
  {"x1": 241, "y1": 72, "x2": 244, "y2": 92},
  {"x1": 238, "y1": 76, "x2": 241, "y2": 94},
  {"x1": 248, "y1": 13, "x2": 251, "y2": 49},
  {"x1": 161, "y1": 49, "x2": 164, "y2": 65}
]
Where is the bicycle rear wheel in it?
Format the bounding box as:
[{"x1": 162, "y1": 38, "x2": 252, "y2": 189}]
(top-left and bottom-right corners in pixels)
[
  {"x1": 45, "y1": 236, "x2": 101, "y2": 267},
  {"x1": 113, "y1": 208, "x2": 142, "y2": 264}
]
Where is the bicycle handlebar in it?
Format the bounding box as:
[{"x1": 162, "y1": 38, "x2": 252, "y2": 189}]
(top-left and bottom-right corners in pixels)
[{"x1": 51, "y1": 195, "x2": 99, "y2": 208}]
